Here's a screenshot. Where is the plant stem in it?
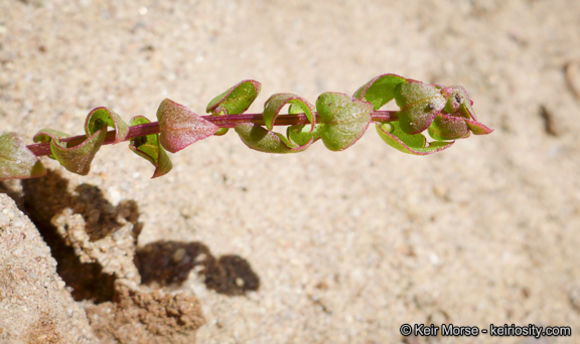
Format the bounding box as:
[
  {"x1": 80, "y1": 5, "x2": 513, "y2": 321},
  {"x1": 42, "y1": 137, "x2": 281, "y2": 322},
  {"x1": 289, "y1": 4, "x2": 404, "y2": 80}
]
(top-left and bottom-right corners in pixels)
[{"x1": 26, "y1": 111, "x2": 398, "y2": 157}]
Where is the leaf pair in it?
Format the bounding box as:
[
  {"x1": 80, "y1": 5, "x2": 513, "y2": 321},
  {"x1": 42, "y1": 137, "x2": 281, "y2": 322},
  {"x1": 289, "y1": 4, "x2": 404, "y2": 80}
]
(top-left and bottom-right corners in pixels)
[
  {"x1": 235, "y1": 93, "x2": 317, "y2": 153},
  {"x1": 208, "y1": 80, "x2": 375, "y2": 153},
  {"x1": 33, "y1": 108, "x2": 126, "y2": 175},
  {"x1": 354, "y1": 74, "x2": 492, "y2": 155},
  {"x1": 34, "y1": 108, "x2": 172, "y2": 178},
  {"x1": 429, "y1": 86, "x2": 493, "y2": 139},
  {"x1": 206, "y1": 80, "x2": 262, "y2": 136},
  {"x1": 236, "y1": 93, "x2": 376, "y2": 153}
]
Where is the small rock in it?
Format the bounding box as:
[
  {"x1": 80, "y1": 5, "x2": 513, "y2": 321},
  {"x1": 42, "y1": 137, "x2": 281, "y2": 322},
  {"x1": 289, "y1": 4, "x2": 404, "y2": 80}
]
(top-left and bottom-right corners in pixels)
[
  {"x1": 172, "y1": 248, "x2": 186, "y2": 262},
  {"x1": 235, "y1": 277, "x2": 245, "y2": 287}
]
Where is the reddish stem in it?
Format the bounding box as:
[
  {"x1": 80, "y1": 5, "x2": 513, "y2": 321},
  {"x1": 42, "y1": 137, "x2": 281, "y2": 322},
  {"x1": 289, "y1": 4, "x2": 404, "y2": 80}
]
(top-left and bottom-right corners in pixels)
[{"x1": 26, "y1": 111, "x2": 398, "y2": 157}]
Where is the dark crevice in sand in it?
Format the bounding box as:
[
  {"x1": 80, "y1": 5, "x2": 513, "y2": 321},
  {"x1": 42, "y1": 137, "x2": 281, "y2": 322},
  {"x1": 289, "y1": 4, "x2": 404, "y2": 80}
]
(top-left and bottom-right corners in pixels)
[{"x1": 15, "y1": 171, "x2": 124, "y2": 303}]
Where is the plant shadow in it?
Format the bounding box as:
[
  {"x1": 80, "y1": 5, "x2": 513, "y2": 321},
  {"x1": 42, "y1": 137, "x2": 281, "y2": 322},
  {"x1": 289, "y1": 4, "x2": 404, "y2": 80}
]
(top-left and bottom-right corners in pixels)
[
  {"x1": 135, "y1": 240, "x2": 260, "y2": 295},
  {"x1": 0, "y1": 169, "x2": 259, "y2": 303}
]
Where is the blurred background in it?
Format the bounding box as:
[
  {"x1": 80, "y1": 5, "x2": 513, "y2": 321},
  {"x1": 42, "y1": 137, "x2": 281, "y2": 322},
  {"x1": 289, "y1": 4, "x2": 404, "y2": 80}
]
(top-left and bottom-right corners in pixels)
[{"x1": 1, "y1": 0, "x2": 579, "y2": 343}]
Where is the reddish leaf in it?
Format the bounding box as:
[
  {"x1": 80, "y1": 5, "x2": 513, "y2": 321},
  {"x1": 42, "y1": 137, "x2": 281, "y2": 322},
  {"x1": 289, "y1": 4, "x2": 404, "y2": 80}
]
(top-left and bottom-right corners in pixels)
[
  {"x1": 157, "y1": 99, "x2": 219, "y2": 153},
  {"x1": 465, "y1": 118, "x2": 493, "y2": 135},
  {"x1": 428, "y1": 113, "x2": 470, "y2": 140}
]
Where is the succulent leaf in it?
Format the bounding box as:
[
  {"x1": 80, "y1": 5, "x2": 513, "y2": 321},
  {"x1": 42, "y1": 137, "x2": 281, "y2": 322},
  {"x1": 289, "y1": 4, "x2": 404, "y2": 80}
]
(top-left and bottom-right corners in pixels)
[
  {"x1": 235, "y1": 94, "x2": 317, "y2": 153},
  {"x1": 206, "y1": 80, "x2": 262, "y2": 136},
  {"x1": 353, "y1": 73, "x2": 407, "y2": 110},
  {"x1": 85, "y1": 107, "x2": 129, "y2": 143},
  {"x1": 316, "y1": 92, "x2": 372, "y2": 151},
  {"x1": 234, "y1": 123, "x2": 299, "y2": 153},
  {"x1": 395, "y1": 81, "x2": 446, "y2": 134},
  {"x1": 157, "y1": 98, "x2": 220, "y2": 153},
  {"x1": 263, "y1": 93, "x2": 315, "y2": 131},
  {"x1": 287, "y1": 124, "x2": 321, "y2": 147},
  {"x1": 33, "y1": 128, "x2": 106, "y2": 175},
  {"x1": 286, "y1": 101, "x2": 321, "y2": 146},
  {"x1": 0, "y1": 132, "x2": 46, "y2": 180},
  {"x1": 376, "y1": 122, "x2": 454, "y2": 155},
  {"x1": 206, "y1": 80, "x2": 261, "y2": 136},
  {"x1": 128, "y1": 116, "x2": 172, "y2": 178},
  {"x1": 465, "y1": 118, "x2": 493, "y2": 135},
  {"x1": 206, "y1": 80, "x2": 261, "y2": 115},
  {"x1": 427, "y1": 113, "x2": 470, "y2": 140},
  {"x1": 440, "y1": 86, "x2": 475, "y2": 118}
]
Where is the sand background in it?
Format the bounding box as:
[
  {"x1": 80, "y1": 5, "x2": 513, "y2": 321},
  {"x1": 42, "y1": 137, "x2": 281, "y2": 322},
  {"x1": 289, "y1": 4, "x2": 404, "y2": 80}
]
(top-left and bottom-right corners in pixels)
[{"x1": 1, "y1": 0, "x2": 580, "y2": 343}]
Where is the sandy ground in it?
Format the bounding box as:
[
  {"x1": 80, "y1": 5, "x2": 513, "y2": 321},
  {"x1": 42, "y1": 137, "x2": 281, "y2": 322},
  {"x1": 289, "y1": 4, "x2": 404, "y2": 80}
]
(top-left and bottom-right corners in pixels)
[{"x1": 1, "y1": 0, "x2": 580, "y2": 343}]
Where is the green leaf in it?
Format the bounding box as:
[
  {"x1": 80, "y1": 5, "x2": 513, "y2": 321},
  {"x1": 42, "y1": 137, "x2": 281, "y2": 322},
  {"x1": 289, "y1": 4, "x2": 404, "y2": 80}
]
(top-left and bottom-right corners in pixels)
[
  {"x1": 157, "y1": 99, "x2": 219, "y2": 153},
  {"x1": 287, "y1": 124, "x2": 321, "y2": 147},
  {"x1": 206, "y1": 80, "x2": 261, "y2": 137},
  {"x1": 316, "y1": 92, "x2": 372, "y2": 151},
  {"x1": 235, "y1": 93, "x2": 317, "y2": 153},
  {"x1": 263, "y1": 93, "x2": 315, "y2": 131},
  {"x1": 0, "y1": 132, "x2": 46, "y2": 180},
  {"x1": 85, "y1": 107, "x2": 129, "y2": 142},
  {"x1": 376, "y1": 122, "x2": 454, "y2": 155},
  {"x1": 33, "y1": 128, "x2": 106, "y2": 175},
  {"x1": 206, "y1": 80, "x2": 261, "y2": 114},
  {"x1": 394, "y1": 81, "x2": 446, "y2": 134},
  {"x1": 353, "y1": 74, "x2": 407, "y2": 110},
  {"x1": 262, "y1": 93, "x2": 317, "y2": 150},
  {"x1": 234, "y1": 123, "x2": 298, "y2": 153},
  {"x1": 427, "y1": 113, "x2": 470, "y2": 140},
  {"x1": 213, "y1": 127, "x2": 229, "y2": 136},
  {"x1": 128, "y1": 116, "x2": 172, "y2": 178}
]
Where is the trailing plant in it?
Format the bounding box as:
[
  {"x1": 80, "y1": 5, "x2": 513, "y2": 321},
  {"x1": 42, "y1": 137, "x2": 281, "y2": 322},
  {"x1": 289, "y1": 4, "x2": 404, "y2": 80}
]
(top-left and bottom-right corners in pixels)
[{"x1": 0, "y1": 74, "x2": 492, "y2": 180}]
